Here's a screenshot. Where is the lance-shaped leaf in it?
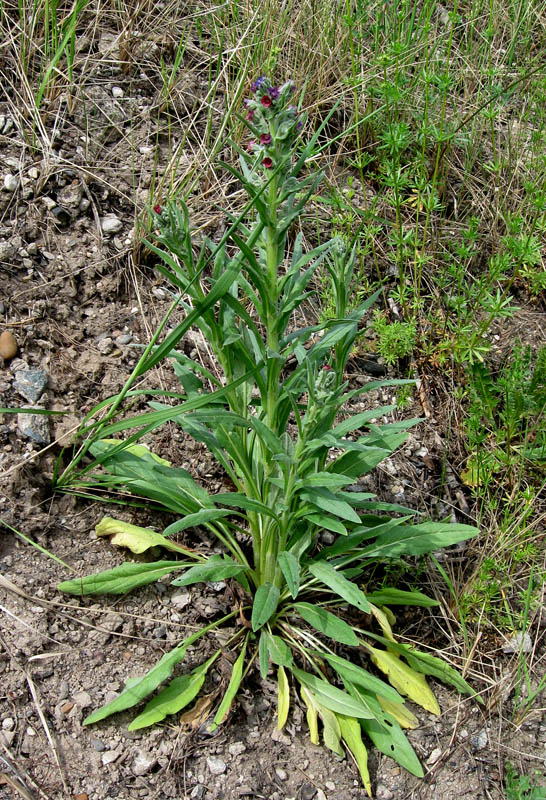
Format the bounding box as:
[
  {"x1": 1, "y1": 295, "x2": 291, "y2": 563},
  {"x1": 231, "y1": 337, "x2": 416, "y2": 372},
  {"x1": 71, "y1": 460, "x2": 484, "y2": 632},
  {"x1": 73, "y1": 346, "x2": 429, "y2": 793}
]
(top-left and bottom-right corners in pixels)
[
  {"x1": 163, "y1": 509, "x2": 232, "y2": 537},
  {"x1": 294, "y1": 603, "x2": 360, "y2": 647},
  {"x1": 171, "y1": 554, "x2": 247, "y2": 587},
  {"x1": 99, "y1": 439, "x2": 171, "y2": 466},
  {"x1": 95, "y1": 516, "x2": 193, "y2": 556},
  {"x1": 84, "y1": 628, "x2": 208, "y2": 724},
  {"x1": 361, "y1": 521, "x2": 477, "y2": 559},
  {"x1": 251, "y1": 583, "x2": 280, "y2": 631},
  {"x1": 259, "y1": 631, "x2": 269, "y2": 679},
  {"x1": 128, "y1": 652, "x2": 219, "y2": 730},
  {"x1": 264, "y1": 632, "x2": 293, "y2": 667},
  {"x1": 277, "y1": 665, "x2": 290, "y2": 730},
  {"x1": 300, "y1": 487, "x2": 361, "y2": 524},
  {"x1": 292, "y1": 668, "x2": 374, "y2": 719},
  {"x1": 337, "y1": 714, "x2": 372, "y2": 797},
  {"x1": 58, "y1": 560, "x2": 185, "y2": 596},
  {"x1": 300, "y1": 686, "x2": 319, "y2": 744},
  {"x1": 277, "y1": 551, "x2": 300, "y2": 598},
  {"x1": 319, "y1": 652, "x2": 403, "y2": 705},
  {"x1": 365, "y1": 588, "x2": 438, "y2": 608},
  {"x1": 308, "y1": 562, "x2": 370, "y2": 613},
  {"x1": 210, "y1": 638, "x2": 248, "y2": 732},
  {"x1": 377, "y1": 697, "x2": 418, "y2": 729},
  {"x1": 365, "y1": 646, "x2": 440, "y2": 715}
]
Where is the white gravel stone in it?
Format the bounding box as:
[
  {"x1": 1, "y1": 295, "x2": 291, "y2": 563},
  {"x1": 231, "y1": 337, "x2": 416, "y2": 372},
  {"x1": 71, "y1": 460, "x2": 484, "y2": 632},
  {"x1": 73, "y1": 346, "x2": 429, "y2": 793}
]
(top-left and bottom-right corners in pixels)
[
  {"x1": 3, "y1": 174, "x2": 18, "y2": 192},
  {"x1": 2, "y1": 718, "x2": 15, "y2": 730},
  {"x1": 73, "y1": 691, "x2": 92, "y2": 708},
  {"x1": 112, "y1": 86, "x2": 124, "y2": 98},
  {"x1": 132, "y1": 749, "x2": 157, "y2": 775},
  {"x1": 206, "y1": 756, "x2": 226, "y2": 775},
  {"x1": 427, "y1": 747, "x2": 442, "y2": 765},
  {"x1": 171, "y1": 591, "x2": 191, "y2": 608},
  {"x1": 502, "y1": 632, "x2": 532, "y2": 654},
  {"x1": 228, "y1": 742, "x2": 246, "y2": 757},
  {"x1": 102, "y1": 748, "x2": 122, "y2": 766},
  {"x1": 275, "y1": 767, "x2": 287, "y2": 781},
  {"x1": 101, "y1": 214, "x2": 123, "y2": 234}
]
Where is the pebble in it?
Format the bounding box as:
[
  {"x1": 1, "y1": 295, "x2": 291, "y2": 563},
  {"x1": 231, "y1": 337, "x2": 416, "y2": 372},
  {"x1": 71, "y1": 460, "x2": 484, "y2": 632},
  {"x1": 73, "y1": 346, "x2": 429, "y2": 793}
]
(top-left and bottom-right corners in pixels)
[
  {"x1": 228, "y1": 742, "x2": 246, "y2": 756},
  {"x1": 17, "y1": 409, "x2": 50, "y2": 444},
  {"x1": 3, "y1": 173, "x2": 18, "y2": 192},
  {"x1": 471, "y1": 728, "x2": 488, "y2": 752},
  {"x1": 58, "y1": 680, "x2": 69, "y2": 700},
  {"x1": 101, "y1": 214, "x2": 123, "y2": 234},
  {"x1": 92, "y1": 738, "x2": 107, "y2": 752},
  {"x1": 208, "y1": 580, "x2": 226, "y2": 592},
  {"x1": 206, "y1": 756, "x2": 227, "y2": 775},
  {"x1": 275, "y1": 767, "x2": 288, "y2": 781},
  {"x1": 102, "y1": 748, "x2": 122, "y2": 766},
  {"x1": 29, "y1": 167, "x2": 40, "y2": 179},
  {"x1": 502, "y1": 632, "x2": 532, "y2": 654},
  {"x1": 325, "y1": 782, "x2": 336, "y2": 791},
  {"x1": 73, "y1": 690, "x2": 92, "y2": 708},
  {"x1": 12, "y1": 369, "x2": 48, "y2": 402},
  {"x1": 57, "y1": 181, "x2": 83, "y2": 207},
  {"x1": 171, "y1": 591, "x2": 191, "y2": 608},
  {"x1": 190, "y1": 786, "x2": 205, "y2": 800},
  {"x1": 60, "y1": 701, "x2": 74, "y2": 714},
  {"x1": 0, "y1": 330, "x2": 18, "y2": 359},
  {"x1": 2, "y1": 718, "x2": 14, "y2": 730},
  {"x1": 376, "y1": 786, "x2": 394, "y2": 800},
  {"x1": 316, "y1": 791, "x2": 327, "y2": 800},
  {"x1": 132, "y1": 749, "x2": 157, "y2": 775},
  {"x1": 427, "y1": 747, "x2": 442, "y2": 765},
  {"x1": 0, "y1": 731, "x2": 15, "y2": 746},
  {"x1": 320, "y1": 531, "x2": 335, "y2": 545},
  {"x1": 270, "y1": 729, "x2": 291, "y2": 745},
  {"x1": 97, "y1": 337, "x2": 114, "y2": 355},
  {"x1": 115, "y1": 333, "x2": 132, "y2": 345},
  {"x1": 112, "y1": 86, "x2": 124, "y2": 98}
]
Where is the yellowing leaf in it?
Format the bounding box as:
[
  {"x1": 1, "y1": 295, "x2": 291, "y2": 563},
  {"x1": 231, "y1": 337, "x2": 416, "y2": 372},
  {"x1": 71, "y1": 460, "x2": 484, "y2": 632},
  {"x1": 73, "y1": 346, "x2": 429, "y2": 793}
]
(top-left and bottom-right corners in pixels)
[
  {"x1": 369, "y1": 603, "x2": 396, "y2": 641},
  {"x1": 377, "y1": 696, "x2": 419, "y2": 729},
  {"x1": 277, "y1": 665, "x2": 290, "y2": 731},
  {"x1": 366, "y1": 646, "x2": 440, "y2": 715},
  {"x1": 95, "y1": 516, "x2": 191, "y2": 555},
  {"x1": 337, "y1": 714, "x2": 372, "y2": 797},
  {"x1": 301, "y1": 686, "x2": 319, "y2": 744},
  {"x1": 318, "y1": 705, "x2": 344, "y2": 757}
]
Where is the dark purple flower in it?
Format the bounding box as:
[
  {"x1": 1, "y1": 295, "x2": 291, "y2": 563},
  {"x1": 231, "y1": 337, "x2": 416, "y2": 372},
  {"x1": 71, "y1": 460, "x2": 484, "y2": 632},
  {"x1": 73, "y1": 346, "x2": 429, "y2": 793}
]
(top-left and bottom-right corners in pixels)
[
  {"x1": 262, "y1": 157, "x2": 273, "y2": 169},
  {"x1": 248, "y1": 140, "x2": 255, "y2": 152},
  {"x1": 260, "y1": 133, "x2": 272, "y2": 145},
  {"x1": 297, "y1": 120, "x2": 303, "y2": 130},
  {"x1": 246, "y1": 110, "x2": 254, "y2": 122},
  {"x1": 153, "y1": 204, "x2": 162, "y2": 214},
  {"x1": 270, "y1": 86, "x2": 279, "y2": 99},
  {"x1": 251, "y1": 76, "x2": 267, "y2": 93},
  {"x1": 323, "y1": 364, "x2": 332, "y2": 371},
  {"x1": 261, "y1": 95, "x2": 272, "y2": 107}
]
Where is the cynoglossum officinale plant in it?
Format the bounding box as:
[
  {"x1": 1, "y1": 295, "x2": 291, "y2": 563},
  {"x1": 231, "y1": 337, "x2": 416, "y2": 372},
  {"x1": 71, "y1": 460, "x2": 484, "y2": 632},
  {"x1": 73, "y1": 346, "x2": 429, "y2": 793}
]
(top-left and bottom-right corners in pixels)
[{"x1": 57, "y1": 76, "x2": 479, "y2": 792}]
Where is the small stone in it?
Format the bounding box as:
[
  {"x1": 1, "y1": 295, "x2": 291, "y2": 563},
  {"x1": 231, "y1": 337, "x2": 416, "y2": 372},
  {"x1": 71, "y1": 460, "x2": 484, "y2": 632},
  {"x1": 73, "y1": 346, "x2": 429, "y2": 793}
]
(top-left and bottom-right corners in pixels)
[
  {"x1": 427, "y1": 747, "x2": 442, "y2": 765},
  {"x1": 115, "y1": 333, "x2": 132, "y2": 345},
  {"x1": 112, "y1": 86, "x2": 124, "y2": 98},
  {"x1": 208, "y1": 580, "x2": 226, "y2": 592},
  {"x1": 471, "y1": 728, "x2": 488, "y2": 752},
  {"x1": 102, "y1": 749, "x2": 122, "y2": 766},
  {"x1": 270, "y1": 729, "x2": 291, "y2": 745},
  {"x1": 190, "y1": 786, "x2": 205, "y2": 800},
  {"x1": 171, "y1": 591, "x2": 191, "y2": 608},
  {"x1": 0, "y1": 731, "x2": 15, "y2": 746},
  {"x1": 3, "y1": 174, "x2": 18, "y2": 192},
  {"x1": 92, "y1": 738, "x2": 106, "y2": 752},
  {"x1": 17, "y1": 409, "x2": 50, "y2": 444},
  {"x1": 415, "y1": 446, "x2": 429, "y2": 458},
  {"x1": 57, "y1": 181, "x2": 83, "y2": 207},
  {"x1": 132, "y1": 749, "x2": 157, "y2": 775},
  {"x1": 275, "y1": 767, "x2": 287, "y2": 781},
  {"x1": 320, "y1": 531, "x2": 335, "y2": 545},
  {"x1": 325, "y1": 782, "x2": 335, "y2": 791},
  {"x1": 316, "y1": 791, "x2": 327, "y2": 800},
  {"x1": 101, "y1": 214, "x2": 123, "y2": 234},
  {"x1": 73, "y1": 794, "x2": 88, "y2": 800},
  {"x1": 206, "y1": 756, "x2": 226, "y2": 775},
  {"x1": 2, "y1": 118, "x2": 14, "y2": 135},
  {"x1": 97, "y1": 337, "x2": 114, "y2": 355},
  {"x1": 60, "y1": 701, "x2": 74, "y2": 714},
  {"x1": 13, "y1": 369, "x2": 48, "y2": 402},
  {"x1": 228, "y1": 742, "x2": 246, "y2": 757},
  {"x1": 2, "y1": 718, "x2": 15, "y2": 730},
  {"x1": 0, "y1": 331, "x2": 18, "y2": 359},
  {"x1": 58, "y1": 680, "x2": 69, "y2": 700},
  {"x1": 73, "y1": 691, "x2": 92, "y2": 708},
  {"x1": 29, "y1": 167, "x2": 39, "y2": 179},
  {"x1": 502, "y1": 632, "x2": 532, "y2": 654},
  {"x1": 376, "y1": 786, "x2": 394, "y2": 800}
]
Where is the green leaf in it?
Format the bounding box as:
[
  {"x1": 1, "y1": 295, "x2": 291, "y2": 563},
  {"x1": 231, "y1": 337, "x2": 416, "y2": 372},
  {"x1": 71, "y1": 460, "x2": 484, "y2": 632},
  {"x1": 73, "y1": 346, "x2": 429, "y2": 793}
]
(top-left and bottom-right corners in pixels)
[
  {"x1": 306, "y1": 513, "x2": 348, "y2": 535},
  {"x1": 320, "y1": 652, "x2": 404, "y2": 705},
  {"x1": 365, "y1": 646, "x2": 440, "y2": 715},
  {"x1": 264, "y1": 633, "x2": 293, "y2": 667},
  {"x1": 297, "y1": 472, "x2": 354, "y2": 489},
  {"x1": 365, "y1": 588, "x2": 439, "y2": 608},
  {"x1": 308, "y1": 561, "x2": 370, "y2": 613},
  {"x1": 277, "y1": 665, "x2": 290, "y2": 730},
  {"x1": 301, "y1": 487, "x2": 361, "y2": 524},
  {"x1": 337, "y1": 715, "x2": 372, "y2": 796},
  {"x1": 258, "y1": 631, "x2": 269, "y2": 679},
  {"x1": 84, "y1": 629, "x2": 208, "y2": 724},
  {"x1": 332, "y1": 407, "x2": 397, "y2": 437},
  {"x1": 251, "y1": 583, "x2": 280, "y2": 631},
  {"x1": 128, "y1": 652, "x2": 218, "y2": 730},
  {"x1": 215, "y1": 492, "x2": 279, "y2": 520},
  {"x1": 301, "y1": 686, "x2": 319, "y2": 744},
  {"x1": 163, "y1": 509, "x2": 232, "y2": 537},
  {"x1": 277, "y1": 551, "x2": 300, "y2": 598},
  {"x1": 294, "y1": 603, "x2": 360, "y2": 647},
  {"x1": 292, "y1": 668, "x2": 374, "y2": 719},
  {"x1": 171, "y1": 554, "x2": 247, "y2": 587},
  {"x1": 58, "y1": 560, "x2": 185, "y2": 596},
  {"x1": 318, "y1": 704, "x2": 344, "y2": 757},
  {"x1": 210, "y1": 638, "x2": 248, "y2": 731},
  {"x1": 361, "y1": 521, "x2": 477, "y2": 558}
]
